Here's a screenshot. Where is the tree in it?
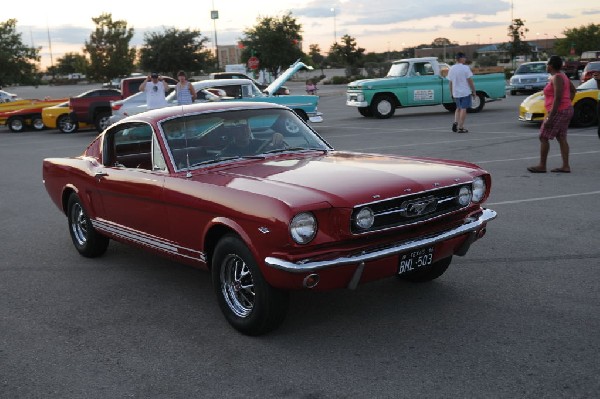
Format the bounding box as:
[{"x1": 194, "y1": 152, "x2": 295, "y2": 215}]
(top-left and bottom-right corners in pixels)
[
  {"x1": 84, "y1": 13, "x2": 136, "y2": 82},
  {"x1": 328, "y1": 34, "x2": 365, "y2": 76},
  {"x1": 0, "y1": 19, "x2": 40, "y2": 86},
  {"x1": 554, "y1": 23, "x2": 600, "y2": 59},
  {"x1": 430, "y1": 37, "x2": 458, "y2": 48},
  {"x1": 499, "y1": 18, "x2": 532, "y2": 66},
  {"x1": 240, "y1": 12, "x2": 304, "y2": 77},
  {"x1": 139, "y1": 27, "x2": 213, "y2": 78},
  {"x1": 55, "y1": 52, "x2": 89, "y2": 75}
]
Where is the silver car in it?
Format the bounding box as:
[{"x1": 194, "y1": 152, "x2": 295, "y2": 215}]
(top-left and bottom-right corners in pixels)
[{"x1": 509, "y1": 62, "x2": 550, "y2": 95}]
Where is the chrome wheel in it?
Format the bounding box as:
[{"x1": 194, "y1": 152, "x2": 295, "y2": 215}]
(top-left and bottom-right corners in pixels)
[
  {"x1": 70, "y1": 202, "x2": 88, "y2": 246},
  {"x1": 220, "y1": 254, "x2": 255, "y2": 318}
]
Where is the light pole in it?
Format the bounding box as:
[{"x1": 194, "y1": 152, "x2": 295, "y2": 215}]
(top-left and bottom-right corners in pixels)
[
  {"x1": 211, "y1": 2, "x2": 219, "y2": 70},
  {"x1": 331, "y1": 7, "x2": 337, "y2": 44}
]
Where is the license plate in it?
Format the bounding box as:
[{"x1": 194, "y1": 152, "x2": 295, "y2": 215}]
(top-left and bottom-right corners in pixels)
[
  {"x1": 525, "y1": 112, "x2": 533, "y2": 121},
  {"x1": 398, "y1": 246, "x2": 434, "y2": 275},
  {"x1": 525, "y1": 85, "x2": 533, "y2": 90}
]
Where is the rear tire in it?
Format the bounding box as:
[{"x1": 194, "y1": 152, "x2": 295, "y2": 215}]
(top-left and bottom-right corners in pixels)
[
  {"x1": 212, "y1": 234, "x2": 289, "y2": 335},
  {"x1": 31, "y1": 114, "x2": 45, "y2": 130},
  {"x1": 7, "y1": 116, "x2": 25, "y2": 132},
  {"x1": 572, "y1": 99, "x2": 597, "y2": 128},
  {"x1": 467, "y1": 92, "x2": 485, "y2": 113},
  {"x1": 67, "y1": 193, "x2": 109, "y2": 258},
  {"x1": 398, "y1": 256, "x2": 452, "y2": 283}
]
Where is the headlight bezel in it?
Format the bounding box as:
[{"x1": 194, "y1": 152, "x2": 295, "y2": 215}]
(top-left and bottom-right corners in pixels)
[
  {"x1": 472, "y1": 176, "x2": 486, "y2": 203},
  {"x1": 354, "y1": 207, "x2": 375, "y2": 230}
]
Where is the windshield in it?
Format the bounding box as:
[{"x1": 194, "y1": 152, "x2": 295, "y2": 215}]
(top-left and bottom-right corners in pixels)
[
  {"x1": 387, "y1": 62, "x2": 410, "y2": 77},
  {"x1": 160, "y1": 108, "x2": 332, "y2": 171},
  {"x1": 515, "y1": 63, "x2": 547, "y2": 74}
]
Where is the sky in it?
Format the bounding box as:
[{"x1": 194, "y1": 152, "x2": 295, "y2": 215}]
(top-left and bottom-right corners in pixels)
[{"x1": 6, "y1": 0, "x2": 600, "y2": 69}]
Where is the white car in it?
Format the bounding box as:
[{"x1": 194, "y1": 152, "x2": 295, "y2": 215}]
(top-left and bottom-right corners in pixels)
[
  {"x1": 108, "y1": 87, "x2": 221, "y2": 124},
  {"x1": 0, "y1": 90, "x2": 18, "y2": 102}
]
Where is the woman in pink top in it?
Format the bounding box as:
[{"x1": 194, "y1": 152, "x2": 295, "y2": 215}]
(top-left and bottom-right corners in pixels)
[{"x1": 528, "y1": 55, "x2": 576, "y2": 173}]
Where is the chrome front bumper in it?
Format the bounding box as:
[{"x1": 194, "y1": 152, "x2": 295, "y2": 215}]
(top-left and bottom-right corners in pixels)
[{"x1": 265, "y1": 208, "x2": 497, "y2": 273}]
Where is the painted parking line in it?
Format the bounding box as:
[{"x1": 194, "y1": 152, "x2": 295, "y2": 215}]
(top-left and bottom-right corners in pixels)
[{"x1": 488, "y1": 190, "x2": 600, "y2": 206}]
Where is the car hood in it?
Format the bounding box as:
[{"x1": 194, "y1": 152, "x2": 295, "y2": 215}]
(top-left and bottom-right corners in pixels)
[
  {"x1": 198, "y1": 151, "x2": 483, "y2": 208},
  {"x1": 347, "y1": 77, "x2": 403, "y2": 90},
  {"x1": 265, "y1": 60, "x2": 313, "y2": 96}
]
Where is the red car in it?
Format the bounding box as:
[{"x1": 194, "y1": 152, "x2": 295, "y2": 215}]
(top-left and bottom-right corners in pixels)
[{"x1": 42, "y1": 102, "x2": 496, "y2": 335}]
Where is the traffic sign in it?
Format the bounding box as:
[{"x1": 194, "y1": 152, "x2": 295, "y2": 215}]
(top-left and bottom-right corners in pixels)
[{"x1": 247, "y1": 56, "x2": 259, "y2": 70}]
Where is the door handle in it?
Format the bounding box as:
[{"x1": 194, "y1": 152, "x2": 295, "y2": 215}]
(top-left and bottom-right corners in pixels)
[{"x1": 95, "y1": 171, "x2": 109, "y2": 180}]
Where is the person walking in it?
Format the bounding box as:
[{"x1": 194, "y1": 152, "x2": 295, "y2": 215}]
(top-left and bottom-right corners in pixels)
[
  {"x1": 139, "y1": 72, "x2": 169, "y2": 110},
  {"x1": 176, "y1": 70, "x2": 196, "y2": 105},
  {"x1": 447, "y1": 52, "x2": 476, "y2": 133},
  {"x1": 527, "y1": 55, "x2": 576, "y2": 173}
]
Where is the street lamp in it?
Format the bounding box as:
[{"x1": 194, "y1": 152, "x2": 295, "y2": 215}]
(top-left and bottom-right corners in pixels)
[
  {"x1": 211, "y1": 5, "x2": 219, "y2": 69},
  {"x1": 331, "y1": 7, "x2": 337, "y2": 44}
]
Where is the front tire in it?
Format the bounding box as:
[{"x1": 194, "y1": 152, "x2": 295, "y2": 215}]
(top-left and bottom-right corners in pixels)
[
  {"x1": 371, "y1": 95, "x2": 396, "y2": 119},
  {"x1": 398, "y1": 256, "x2": 452, "y2": 282},
  {"x1": 358, "y1": 107, "x2": 373, "y2": 117},
  {"x1": 57, "y1": 114, "x2": 78, "y2": 133},
  {"x1": 95, "y1": 111, "x2": 111, "y2": 132},
  {"x1": 212, "y1": 234, "x2": 289, "y2": 335},
  {"x1": 67, "y1": 193, "x2": 109, "y2": 258}
]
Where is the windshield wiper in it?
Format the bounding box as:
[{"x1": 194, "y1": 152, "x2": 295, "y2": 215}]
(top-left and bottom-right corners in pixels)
[{"x1": 262, "y1": 147, "x2": 328, "y2": 155}]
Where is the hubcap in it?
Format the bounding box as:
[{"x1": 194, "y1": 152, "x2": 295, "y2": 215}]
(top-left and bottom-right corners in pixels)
[
  {"x1": 377, "y1": 100, "x2": 392, "y2": 115},
  {"x1": 70, "y1": 203, "x2": 88, "y2": 246},
  {"x1": 220, "y1": 254, "x2": 255, "y2": 317}
]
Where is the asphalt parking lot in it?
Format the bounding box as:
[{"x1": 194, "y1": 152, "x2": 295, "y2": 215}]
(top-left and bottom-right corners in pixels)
[{"x1": 1, "y1": 83, "x2": 599, "y2": 398}]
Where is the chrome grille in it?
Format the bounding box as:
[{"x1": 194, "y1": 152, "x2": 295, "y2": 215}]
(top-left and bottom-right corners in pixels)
[{"x1": 351, "y1": 185, "x2": 469, "y2": 234}]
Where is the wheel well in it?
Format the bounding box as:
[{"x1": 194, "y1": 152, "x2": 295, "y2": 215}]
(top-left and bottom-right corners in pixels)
[
  {"x1": 61, "y1": 188, "x2": 76, "y2": 214},
  {"x1": 203, "y1": 224, "x2": 238, "y2": 270},
  {"x1": 372, "y1": 92, "x2": 401, "y2": 107}
]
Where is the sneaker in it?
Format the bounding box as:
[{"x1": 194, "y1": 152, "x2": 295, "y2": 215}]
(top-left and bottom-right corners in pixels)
[{"x1": 452, "y1": 122, "x2": 458, "y2": 132}]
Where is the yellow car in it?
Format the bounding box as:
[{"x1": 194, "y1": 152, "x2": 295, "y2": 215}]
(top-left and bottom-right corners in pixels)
[
  {"x1": 519, "y1": 79, "x2": 599, "y2": 127},
  {"x1": 42, "y1": 101, "x2": 90, "y2": 133}
]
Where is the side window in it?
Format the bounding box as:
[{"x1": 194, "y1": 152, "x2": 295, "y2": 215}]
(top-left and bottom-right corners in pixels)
[
  {"x1": 423, "y1": 63, "x2": 434, "y2": 75},
  {"x1": 110, "y1": 124, "x2": 154, "y2": 170},
  {"x1": 215, "y1": 85, "x2": 241, "y2": 98}
]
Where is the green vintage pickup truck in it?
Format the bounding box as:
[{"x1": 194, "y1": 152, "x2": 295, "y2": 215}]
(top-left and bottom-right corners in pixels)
[{"x1": 346, "y1": 57, "x2": 506, "y2": 118}]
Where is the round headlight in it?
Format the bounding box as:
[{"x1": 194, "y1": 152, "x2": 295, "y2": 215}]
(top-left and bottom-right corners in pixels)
[
  {"x1": 290, "y1": 212, "x2": 317, "y2": 244},
  {"x1": 472, "y1": 176, "x2": 486, "y2": 202},
  {"x1": 355, "y1": 207, "x2": 374, "y2": 229},
  {"x1": 458, "y1": 186, "x2": 472, "y2": 206}
]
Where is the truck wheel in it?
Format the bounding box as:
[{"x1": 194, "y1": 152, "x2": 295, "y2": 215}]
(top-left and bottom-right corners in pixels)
[
  {"x1": 31, "y1": 115, "x2": 45, "y2": 130},
  {"x1": 467, "y1": 92, "x2": 485, "y2": 113},
  {"x1": 371, "y1": 95, "x2": 395, "y2": 119},
  {"x1": 510, "y1": 90, "x2": 517, "y2": 95},
  {"x1": 442, "y1": 103, "x2": 456, "y2": 113},
  {"x1": 7, "y1": 116, "x2": 25, "y2": 132},
  {"x1": 57, "y1": 115, "x2": 78, "y2": 133},
  {"x1": 358, "y1": 107, "x2": 373, "y2": 117},
  {"x1": 95, "y1": 111, "x2": 111, "y2": 132},
  {"x1": 398, "y1": 256, "x2": 452, "y2": 283},
  {"x1": 212, "y1": 234, "x2": 289, "y2": 336},
  {"x1": 572, "y1": 99, "x2": 597, "y2": 128}
]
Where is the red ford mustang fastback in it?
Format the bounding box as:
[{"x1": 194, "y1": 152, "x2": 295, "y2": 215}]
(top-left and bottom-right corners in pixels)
[{"x1": 43, "y1": 101, "x2": 496, "y2": 335}]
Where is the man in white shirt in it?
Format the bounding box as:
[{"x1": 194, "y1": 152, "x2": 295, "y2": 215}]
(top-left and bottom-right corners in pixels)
[
  {"x1": 447, "y1": 53, "x2": 476, "y2": 133},
  {"x1": 139, "y1": 72, "x2": 169, "y2": 110}
]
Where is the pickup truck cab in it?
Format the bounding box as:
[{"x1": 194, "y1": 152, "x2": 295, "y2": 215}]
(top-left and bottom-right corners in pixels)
[{"x1": 346, "y1": 57, "x2": 506, "y2": 118}]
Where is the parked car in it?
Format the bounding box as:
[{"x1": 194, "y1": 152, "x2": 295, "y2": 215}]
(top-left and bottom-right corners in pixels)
[
  {"x1": 0, "y1": 89, "x2": 18, "y2": 102},
  {"x1": 127, "y1": 61, "x2": 322, "y2": 123},
  {"x1": 210, "y1": 72, "x2": 290, "y2": 95},
  {"x1": 41, "y1": 101, "x2": 91, "y2": 133},
  {"x1": 42, "y1": 101, "x2": 496, "y2": 335},
  {"x1": 108, "y1": 88, "x2": 224, "y2": 124},
  {"x1": 508, "y1": 62, "x2": 550, "y2": 95},
  {"x1": 0, "y1": 98, "x2": 66, "y2": 132},
  {"x1": 581, "y1": 61, "x2": 600, "y2": 83},
  {"x1": 518, "y1": 78, "x2": 599, "y2": 127}
]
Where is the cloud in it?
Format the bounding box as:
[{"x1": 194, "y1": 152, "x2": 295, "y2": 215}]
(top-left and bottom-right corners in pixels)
[
  {"x1": 581, "y1": 9, "x2": 600, "y2": 15},
  {"x1": 451, "y1": 20, "x2": 506, "y2": 29},
  {"x1": 293, "y1": 0, "x2": 509, "y2": 25},
  {"x1": 546, "y1": 13, "x2": 572, "y2": 19}
]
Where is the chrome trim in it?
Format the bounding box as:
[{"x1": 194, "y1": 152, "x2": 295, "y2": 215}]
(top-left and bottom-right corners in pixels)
[{"x1": 264, "y1": 208, "x2": 497, "y2": 273}]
